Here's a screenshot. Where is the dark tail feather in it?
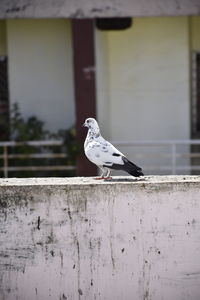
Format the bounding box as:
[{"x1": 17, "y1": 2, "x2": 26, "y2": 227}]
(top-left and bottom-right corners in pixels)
[
  {"x1": 128, "y1": 168, "x2": 144, "y2": 177},
  {"x1": 123, "y1": 157, "x2": 144, "y2": 177}
]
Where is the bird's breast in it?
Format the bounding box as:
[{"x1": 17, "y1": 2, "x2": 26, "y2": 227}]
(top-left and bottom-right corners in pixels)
[{"x1": 84, "y1": 143, "x2": 102, "y2": 165}]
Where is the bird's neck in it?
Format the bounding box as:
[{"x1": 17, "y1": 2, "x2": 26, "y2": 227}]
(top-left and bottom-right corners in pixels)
[{"x1": 87, "y1": 129, "x2": 101, "y2": 140}]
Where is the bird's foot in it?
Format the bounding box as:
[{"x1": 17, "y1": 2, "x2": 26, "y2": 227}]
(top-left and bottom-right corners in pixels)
[
  {"x1": 94, "y1": 177, "x2": 106, "y2": 180},
  {"x1": 104, "y1": 176, "x2": 112, "y2": 180}
]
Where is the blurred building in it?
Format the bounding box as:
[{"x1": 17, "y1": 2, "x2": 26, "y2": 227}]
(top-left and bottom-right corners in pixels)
[{"x1": 0, "y1": 0, "x2": 200, "y2": 175}]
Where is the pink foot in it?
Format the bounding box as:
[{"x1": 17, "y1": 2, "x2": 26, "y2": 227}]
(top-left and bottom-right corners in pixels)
[
  {"x1": 94, "y1": 177, "x2": 105, "y2": 180},
  {"x1": 104, "y1": 177, "x2": 112, "y2": 180}
]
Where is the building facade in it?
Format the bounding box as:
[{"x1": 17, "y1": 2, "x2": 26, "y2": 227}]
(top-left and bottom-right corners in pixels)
[{"x1": 0, "y1": 1, "x2": 200, "y2": 175}]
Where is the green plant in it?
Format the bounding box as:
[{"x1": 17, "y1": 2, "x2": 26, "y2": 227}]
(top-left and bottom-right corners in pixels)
[
  {"x1": 10, "y1": 103, "x2": 48, "y2": 141},
  {"x1": 6, "y1": 103, "x2": 79, "y2": 177}
]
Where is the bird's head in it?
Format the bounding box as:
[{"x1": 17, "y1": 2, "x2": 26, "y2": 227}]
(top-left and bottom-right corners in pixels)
[{"x1": 83, "y1": 118, "x2": 100, "y2": 135}]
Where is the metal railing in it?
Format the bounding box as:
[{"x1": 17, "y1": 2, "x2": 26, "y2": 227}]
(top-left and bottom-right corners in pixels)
[
  {"x1": 0, "y1": 140, "x2": 76, "y2": 177},
  {"x1": 1, "y1": 139, "x2": 200, "y2": 177},
  {"x1": 112, "y1": 139, "x2": 200, "y2": 175}
]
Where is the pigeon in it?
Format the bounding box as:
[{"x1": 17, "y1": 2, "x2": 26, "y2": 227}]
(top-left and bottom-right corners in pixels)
[{"x1": 83, "y1": 118, "x2": 144, "y2": 179}]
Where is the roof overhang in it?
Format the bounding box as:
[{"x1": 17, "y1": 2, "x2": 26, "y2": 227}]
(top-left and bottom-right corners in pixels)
[{"x1": 0, "y1": 0, "x2": 200, "y2": 19}]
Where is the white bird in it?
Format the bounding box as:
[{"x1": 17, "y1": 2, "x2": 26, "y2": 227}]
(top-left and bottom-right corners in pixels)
[{"x1": 83, "y1": 118, "x2": 144, "y2": 179}]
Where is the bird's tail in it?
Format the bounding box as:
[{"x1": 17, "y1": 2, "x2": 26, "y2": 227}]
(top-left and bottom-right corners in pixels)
[{"x1": 122, "y1": 157, "x2": 144, "y2": 177}]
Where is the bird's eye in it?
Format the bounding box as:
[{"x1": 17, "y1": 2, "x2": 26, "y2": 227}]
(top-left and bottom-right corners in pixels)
[{"x1": 87, "y1": 120, "x2": 89, "y2": 123}]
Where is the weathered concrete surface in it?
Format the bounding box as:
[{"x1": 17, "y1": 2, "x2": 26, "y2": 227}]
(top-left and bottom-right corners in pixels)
[
  {"x1": 0, "y1": 0, "x2": 200, "y2": 19},
  {"x1": 0, "y1": 176, "x2": 200, "y2": 300}
]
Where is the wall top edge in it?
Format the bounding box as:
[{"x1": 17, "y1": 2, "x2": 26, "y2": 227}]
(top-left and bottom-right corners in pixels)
[{"x1": 0, "y1": 176, "x2": 200, "y2": 187}]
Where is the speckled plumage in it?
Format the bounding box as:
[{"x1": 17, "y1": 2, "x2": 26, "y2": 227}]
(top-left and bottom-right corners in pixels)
[{"x1": 83, "y1": 118, "x2": 144, "y2": 178}]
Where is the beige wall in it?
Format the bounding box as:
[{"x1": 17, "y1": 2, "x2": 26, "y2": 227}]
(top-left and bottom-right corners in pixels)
[
  {"x1": 7, "y1": 19, "x2": 75, "y2": 132},
  {"x1": 96, "y1": 17, "x2": 191, "y2": 173},
  {"x1": 191, "y1": 16, "x2": 200, "y2": 51},
  {"x1": 108, "y1": 16, "x2": 190, "y2": 141},
  {"x1": 95, "y1": 30, "x2": 110, "y2": 140},
  {"x1": 0, "y1": 20, "x2": 6, "y2": 55}
]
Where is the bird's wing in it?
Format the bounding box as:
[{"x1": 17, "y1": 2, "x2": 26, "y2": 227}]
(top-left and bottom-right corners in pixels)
[{"x1": 85, "y1": 138, "x2": 125, "y2": 167}]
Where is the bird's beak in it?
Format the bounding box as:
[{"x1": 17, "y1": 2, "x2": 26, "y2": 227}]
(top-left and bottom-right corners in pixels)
[{"x1": 83, "y1": 122, "x2": 87, "y2": 127}]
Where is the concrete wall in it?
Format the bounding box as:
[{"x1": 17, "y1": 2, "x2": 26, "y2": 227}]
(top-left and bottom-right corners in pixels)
[
  {"x1": 0, "y1": 176, "x2": 200, "y2": 300},
  {"x1": 6, "y1": 19, "x2": 75, "y2": 132},
  {"x1": 1, "y1": 0, "x2": 200, "y2": 18}
]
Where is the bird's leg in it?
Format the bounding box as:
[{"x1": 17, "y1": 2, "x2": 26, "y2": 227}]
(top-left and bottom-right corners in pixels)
[
  {"x1": 94, "y1": 167, "x2": 106, "y2": 180},
  {"x1": 104, "y1": 169, "x2": 112, "y2": 180}
]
